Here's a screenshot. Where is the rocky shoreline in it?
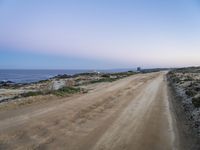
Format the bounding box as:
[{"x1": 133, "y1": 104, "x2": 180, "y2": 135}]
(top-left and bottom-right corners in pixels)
[{"x1": 0, "y1": 71, "x2": 136, "y2": 103}]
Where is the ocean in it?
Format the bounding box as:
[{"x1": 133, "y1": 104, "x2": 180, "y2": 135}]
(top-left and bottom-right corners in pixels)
[
  {"x1": 0, "y1": 69, "x2": 135, "y2": 83},
  {"x1": 0, "y1": 69, "x2": 93, "y2": 83}
]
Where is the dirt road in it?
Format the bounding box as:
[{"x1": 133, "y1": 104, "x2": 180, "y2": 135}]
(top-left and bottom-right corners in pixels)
[{"x1": 0, "y1": 72, "x2": 179, "y2": 150}]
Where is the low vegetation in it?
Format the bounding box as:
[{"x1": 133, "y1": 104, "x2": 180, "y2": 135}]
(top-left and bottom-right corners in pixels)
[
  {"x1": 90, "y1": 78, "x2": 116, "y2": 83},
  {"x1": 192, "y1": 97, "x2": 200, "y2": 108},
  {"x1": 20, "y1": 91, "x2": 44, "y2": 97},
  {"x1": 53, "y1": 87, "x2": 81, "y2": 96},
  {"x1": 168, "y1": 68, "x2": 200, "y2": 107},
  {"x1": 167, "y1": 67, "x2": 200, "y2": 137},
  {"x1": 18, "y1": 87, "x2": 82, "y2": 98},
  {"x1": 0, "y1": 71, "x2": 137, "y2": 104},
  {"x1": 90, "y1": 71, "x2": 136, "y2": 84}
]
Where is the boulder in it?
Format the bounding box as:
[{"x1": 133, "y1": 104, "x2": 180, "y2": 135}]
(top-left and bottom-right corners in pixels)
[{"x1": 49, "y1": 79, "x2": 75, "y2": 90}]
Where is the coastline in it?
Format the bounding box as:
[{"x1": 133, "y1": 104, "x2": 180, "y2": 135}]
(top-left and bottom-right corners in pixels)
[
  {"x1": 0, "y1": 69, "x2": 137, "y2": 84},
  {"x1": 0, "y1": 71, "x2": 137, "y2": 104}
]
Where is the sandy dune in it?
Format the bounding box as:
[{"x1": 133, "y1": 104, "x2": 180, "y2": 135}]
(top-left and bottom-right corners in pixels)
[{"x1": 0, "y1": 72, "x2": 179, "y2": 150}]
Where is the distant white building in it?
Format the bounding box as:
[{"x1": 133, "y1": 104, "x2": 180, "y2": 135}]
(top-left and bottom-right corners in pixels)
[{"x1": 93, "y1": 70, "x2": 100, "y2": 74}]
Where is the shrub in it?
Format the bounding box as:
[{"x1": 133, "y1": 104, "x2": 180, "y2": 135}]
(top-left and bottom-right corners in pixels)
[
  {"x1": 185, "y1": 90, "x2": 197, "y2": 97},
  {"x1": 171, "y1": 77, "x2": 181, "y2": 83},
  {"x1": 101, "y1": 74, "x2": 110, "y2": 78},
  {"x1": 90, "y1": 78, "x2": 116, "y2": 84},
  {"x1": 53, "y1": 87, "x2": 81, "y2": 96},
  {"x1": 21, "y1": 91, "x2": 43, "y2": 97},
  {"x1": 192, "y1": 97, "x2": 200, "y2": 108}
]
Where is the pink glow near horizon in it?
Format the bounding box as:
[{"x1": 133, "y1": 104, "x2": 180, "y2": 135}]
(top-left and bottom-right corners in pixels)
[{"x1": 1, "y1": 0, "x2": 200, "y2": 68}]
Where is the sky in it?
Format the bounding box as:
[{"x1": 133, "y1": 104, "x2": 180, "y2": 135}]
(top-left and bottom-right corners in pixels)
[{"x1": 0, "y1": 0, "x2": 200, "y2": 69}]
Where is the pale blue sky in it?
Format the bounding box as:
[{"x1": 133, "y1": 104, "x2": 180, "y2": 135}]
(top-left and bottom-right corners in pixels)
[{"x1": 0, "y1": 0, "x2": 200, "y2": 69}]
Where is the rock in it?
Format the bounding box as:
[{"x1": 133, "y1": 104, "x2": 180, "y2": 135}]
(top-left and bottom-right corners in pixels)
[
  {"x1": 49, "y1": 80, "x2": 66, "y2": 90},
  {"x1": 194, "y1": 121, "x2": 200, "y2": 128},
  {"x1": 0, "y1": 80, "x2": 15, "y2": 87},
  {"x1": 65, "y1": 79, "x2": 75, "y2": 87},
  {"x1": 49, "y1": 79, "x2": 75, "y2": 90},
  {"x1": 54, "y1": 74, "x2": 72, "y2": 79}
]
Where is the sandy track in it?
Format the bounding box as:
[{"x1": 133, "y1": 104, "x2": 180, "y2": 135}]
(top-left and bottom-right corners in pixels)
[{"x1": 0, "y1": 72, "x2": 178, "y2": 150}]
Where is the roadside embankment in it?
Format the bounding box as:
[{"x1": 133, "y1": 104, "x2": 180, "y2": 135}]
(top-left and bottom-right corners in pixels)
[{"x1": 167, "y1": 67, "x2": 200, "y2": 150}]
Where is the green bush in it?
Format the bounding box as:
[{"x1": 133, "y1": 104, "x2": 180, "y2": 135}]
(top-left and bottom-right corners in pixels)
[
  {"x1": 21, "y1": 91, "x2": 43, "y2": 97},
  {"x1": 20, "y1": 87, "x2": 82, "y2": 98},
  {"x1": 101, "y1": 74, "x2": 110, "y2": 78},
  {"x1": 90, "y1": 78, "x2": 116, "y2": 84},
  {"x1": 53, "y1": 87, "x2": 81, "y2": 96}
]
